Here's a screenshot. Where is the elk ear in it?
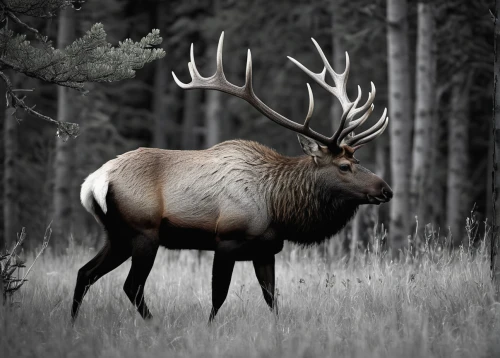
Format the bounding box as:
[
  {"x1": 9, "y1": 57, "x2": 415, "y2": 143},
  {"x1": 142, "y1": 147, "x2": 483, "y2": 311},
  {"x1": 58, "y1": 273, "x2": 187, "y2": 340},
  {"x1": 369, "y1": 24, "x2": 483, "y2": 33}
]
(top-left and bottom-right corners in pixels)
[{"x1": 297, "y1": 134, "x2": 325, "y2": 159}]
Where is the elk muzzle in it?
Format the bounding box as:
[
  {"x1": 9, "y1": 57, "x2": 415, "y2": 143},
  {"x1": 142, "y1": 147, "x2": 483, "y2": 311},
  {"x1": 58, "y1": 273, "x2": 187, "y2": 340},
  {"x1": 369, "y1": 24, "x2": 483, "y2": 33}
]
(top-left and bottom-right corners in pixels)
[{"x1": 367, "y1": 183, "x2": 393, "y2": 205}]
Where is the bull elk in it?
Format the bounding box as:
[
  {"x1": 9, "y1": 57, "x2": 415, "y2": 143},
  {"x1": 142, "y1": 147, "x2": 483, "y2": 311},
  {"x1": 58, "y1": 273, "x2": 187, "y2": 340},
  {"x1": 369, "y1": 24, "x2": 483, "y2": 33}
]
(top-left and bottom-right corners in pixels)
[{"x1": 72, "y1": 33, "x2": 392, "y2": 323}]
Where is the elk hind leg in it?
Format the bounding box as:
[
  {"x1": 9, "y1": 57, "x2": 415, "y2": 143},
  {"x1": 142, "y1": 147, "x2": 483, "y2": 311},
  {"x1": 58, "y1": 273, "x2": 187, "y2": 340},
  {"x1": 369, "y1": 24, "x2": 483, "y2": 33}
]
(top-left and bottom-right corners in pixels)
[
  {"x1": 253, "y1": 255, "x2": 277, "y2": 315},
  {"x1": 209, "y1": 252, "x2": 235, "y2": 322},
  {"x1": 123, "y1": 235, "x2": 159, "y2": 319},
  {"x1": 71, "y1": 241, "x2": 130, "y2": 321}
]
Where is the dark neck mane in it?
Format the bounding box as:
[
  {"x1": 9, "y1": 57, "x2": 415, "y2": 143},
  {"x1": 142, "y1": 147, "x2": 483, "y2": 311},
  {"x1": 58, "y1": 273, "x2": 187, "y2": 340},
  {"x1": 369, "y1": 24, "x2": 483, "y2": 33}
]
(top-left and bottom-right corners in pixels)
[{"x1": 264, "y1": 154, "x2": 359, "y2": 245}]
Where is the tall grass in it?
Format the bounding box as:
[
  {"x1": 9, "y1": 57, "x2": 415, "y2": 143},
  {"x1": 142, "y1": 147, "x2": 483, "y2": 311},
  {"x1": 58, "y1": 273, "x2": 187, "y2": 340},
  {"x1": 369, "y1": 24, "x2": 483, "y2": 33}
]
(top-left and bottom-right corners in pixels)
[{"x1": 0, "y1": 225, "x2": 499, "y2": 358}]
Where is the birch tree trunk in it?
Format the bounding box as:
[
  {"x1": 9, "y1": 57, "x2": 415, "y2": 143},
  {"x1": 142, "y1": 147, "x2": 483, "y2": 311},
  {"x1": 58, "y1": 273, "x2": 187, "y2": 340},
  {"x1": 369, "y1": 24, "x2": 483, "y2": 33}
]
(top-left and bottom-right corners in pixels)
[
  {"x1": 387, "y1": 0, "x2": 412, "y2": 254},
  {"x1": 2, "y1": 75, "x2": 20, "y2": 249},
  {"x1": 53, "y1": 8, "x2": 76, "y2": 245},
  {"x1": 491, "y1": 0, "x2": 500, "y2": 281},
  {"x1": 411, "y1": 2, "x2": 435, "y2": 229},
  {"x1": 447, "y1": 72, "x2": 470, "y2": 246},
  {"x1": 152, "y1": 2, "x2": 168, "y2": 149}
]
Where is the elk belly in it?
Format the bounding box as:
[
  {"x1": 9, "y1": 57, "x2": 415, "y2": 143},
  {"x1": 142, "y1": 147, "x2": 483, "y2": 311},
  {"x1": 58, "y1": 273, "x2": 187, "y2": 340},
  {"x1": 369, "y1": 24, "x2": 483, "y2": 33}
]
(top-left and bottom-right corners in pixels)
[
  {"x1": 215, "y1": 238, "x2": 284, "y2": 261},
  {"x1": 158, "y1": 217, "x2": 217, "y2": 251}
]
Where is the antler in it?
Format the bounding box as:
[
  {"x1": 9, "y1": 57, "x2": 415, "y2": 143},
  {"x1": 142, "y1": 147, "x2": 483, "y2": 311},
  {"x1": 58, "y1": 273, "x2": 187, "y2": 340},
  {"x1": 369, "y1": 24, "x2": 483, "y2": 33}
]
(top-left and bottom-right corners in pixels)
[
  {"x1": 172, "y1": 32, "x2": 388, "y2": 152},
  {"x1": 288, "y1": 39, "x2": 388, "y2": 150}
]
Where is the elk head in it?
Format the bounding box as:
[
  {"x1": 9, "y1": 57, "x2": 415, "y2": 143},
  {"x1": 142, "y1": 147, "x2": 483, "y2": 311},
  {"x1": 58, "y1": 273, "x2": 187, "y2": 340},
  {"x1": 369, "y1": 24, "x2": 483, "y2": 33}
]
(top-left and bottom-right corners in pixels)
[{"x1": 172, "y1": 32, "x2": 392, "y2": 206}]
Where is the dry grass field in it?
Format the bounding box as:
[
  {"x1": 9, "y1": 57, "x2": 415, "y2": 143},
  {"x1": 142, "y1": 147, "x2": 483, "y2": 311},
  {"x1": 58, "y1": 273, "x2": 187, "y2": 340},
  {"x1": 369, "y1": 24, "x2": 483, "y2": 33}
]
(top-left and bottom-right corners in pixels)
[{"x1": 1, "y1": 235, "x2": 500, "y2": 358}]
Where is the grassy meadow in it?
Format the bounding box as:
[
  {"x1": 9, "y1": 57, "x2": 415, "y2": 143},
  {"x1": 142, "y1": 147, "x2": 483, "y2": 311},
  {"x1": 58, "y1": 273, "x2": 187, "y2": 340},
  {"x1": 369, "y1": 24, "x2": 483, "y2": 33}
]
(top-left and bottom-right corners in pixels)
[{"x1": 1, "y1": 234, "x2": 500, "y2": 358}]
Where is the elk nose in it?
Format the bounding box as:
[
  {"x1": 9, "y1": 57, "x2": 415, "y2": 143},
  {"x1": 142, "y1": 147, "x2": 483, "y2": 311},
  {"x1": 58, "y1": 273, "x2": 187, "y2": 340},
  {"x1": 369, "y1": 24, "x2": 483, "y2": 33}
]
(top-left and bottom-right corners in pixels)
[{"x1": 381, "y1": 186, "x2": 393, "y2": 200}]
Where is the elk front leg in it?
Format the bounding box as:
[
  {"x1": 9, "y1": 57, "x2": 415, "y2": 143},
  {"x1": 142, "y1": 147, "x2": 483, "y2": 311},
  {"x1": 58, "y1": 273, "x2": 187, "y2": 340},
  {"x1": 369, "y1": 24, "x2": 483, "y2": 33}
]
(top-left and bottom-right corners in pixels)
[
  {"x1": 209, "y1": 252, "x2": 235, "y2": 322},
  {"x1": 253, "y1": 255, "x2": 277, "y2": 315}
]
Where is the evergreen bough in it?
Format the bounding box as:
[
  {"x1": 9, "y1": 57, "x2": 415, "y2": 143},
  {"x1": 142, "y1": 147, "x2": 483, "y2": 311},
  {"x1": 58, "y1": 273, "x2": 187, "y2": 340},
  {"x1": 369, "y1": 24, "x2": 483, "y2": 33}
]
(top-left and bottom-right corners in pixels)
[{"x1": 0, "y1": 0, "x2": 166, "y2": 140}]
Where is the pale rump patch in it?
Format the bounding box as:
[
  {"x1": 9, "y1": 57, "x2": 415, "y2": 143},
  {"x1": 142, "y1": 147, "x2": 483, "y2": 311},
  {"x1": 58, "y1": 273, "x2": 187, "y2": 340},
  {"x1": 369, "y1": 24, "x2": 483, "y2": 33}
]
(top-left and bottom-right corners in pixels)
[{"x1": 80, "y1": 166, "x2": 110, "y2": 218}]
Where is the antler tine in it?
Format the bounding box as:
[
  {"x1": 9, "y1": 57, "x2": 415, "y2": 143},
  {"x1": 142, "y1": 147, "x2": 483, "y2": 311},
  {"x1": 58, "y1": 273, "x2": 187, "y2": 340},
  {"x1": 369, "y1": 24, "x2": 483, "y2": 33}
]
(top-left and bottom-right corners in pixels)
[
  {"x1": 337, "y1": 104, "x2": 374, "y2": 146},
  {"x1": 190, "y1": 43, "x2": 202, "y2": 79},
  {"x1": 216, "y1": 31, "x2": 225, "y2": 79},
  {"x1": 350, "y1": 118, "x2": 389, "y2": 150},
  {"x1": 304, "y1": 83, "x2": 314, "y2": 130},
  {"x1": 172, "y1": 69, "x2": 187, "y2": 88},
  {"x1": 245, "y1": 49, "x2": 254, "y2": 94},
  {"x1": 347, "y1": 82, "x2": 376, "y2": 123},
  {"x1": 346, "y1": 108, "x2": 388, "y2": 147}
]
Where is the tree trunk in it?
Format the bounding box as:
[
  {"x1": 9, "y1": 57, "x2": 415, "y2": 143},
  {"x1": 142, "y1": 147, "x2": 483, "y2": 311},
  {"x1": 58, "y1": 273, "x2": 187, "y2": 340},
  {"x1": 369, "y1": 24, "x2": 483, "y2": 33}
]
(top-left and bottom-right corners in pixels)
[
  {"x1": 376, "y1": 137, "x2": 390, "y2": 232},
  {"x1": 427, "y1": 32, "x2": 444, "y2": 232},
  {"x1": 205, "y1": 0, "x2": 223, "y2": 149},
  {"x1": 491, "y1": 0, "x2": 500, "y2": 281},
  {"x1": 329, "y1": 1, "x2": 349, "y2": 256},
  {"x1": 152, "y1": 1, "x2": 168, "y2": 149},
  {"x1": 387, "y1": 0, "x2": 412, "y2": 254},
  {"x1": 2, "y1": 75, "x2": 20, "y2": 249},
  {"x1": 428, "y1": 92, "x2": 444, "y2": 231},
  {"x1": 205, "y1": 92, "x2": 221, "y2": 147},
  {"x1": 182, "y1": 90, "x2": 201, "y2": 150},
  {"x1": 205, "y1": 43, "x2": 222, "y2": 148},
  {"x1": 330, "y1": 1, "x2": 344, "y2": 133},
  {"x1": 411, "y1": 2, "x2": 435, "y2": 230},
  {"x1": 53, "y1": 8, "x2": 76, "y2": 245},
  {"x1": 446, "y1": 72, "x2": 470, "y2": 246}
]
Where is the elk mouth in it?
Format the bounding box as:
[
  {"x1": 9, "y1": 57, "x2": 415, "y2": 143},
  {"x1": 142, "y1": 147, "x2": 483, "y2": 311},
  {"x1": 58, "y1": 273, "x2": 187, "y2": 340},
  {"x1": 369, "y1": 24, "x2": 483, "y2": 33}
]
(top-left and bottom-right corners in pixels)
[{"x1": 366, "y1": 194, "x2": 388, "y2": 205}]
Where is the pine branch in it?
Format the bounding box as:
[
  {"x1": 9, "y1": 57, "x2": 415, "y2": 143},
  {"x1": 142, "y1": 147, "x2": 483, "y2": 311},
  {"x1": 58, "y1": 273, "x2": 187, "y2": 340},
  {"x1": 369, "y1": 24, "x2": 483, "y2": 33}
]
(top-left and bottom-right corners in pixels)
[
  {"x1": 0, "y1": 20, "x2": 165, "y2": 138},
  {"x1": 0, "y1": 24, "x2": 165, "y2": 91}
]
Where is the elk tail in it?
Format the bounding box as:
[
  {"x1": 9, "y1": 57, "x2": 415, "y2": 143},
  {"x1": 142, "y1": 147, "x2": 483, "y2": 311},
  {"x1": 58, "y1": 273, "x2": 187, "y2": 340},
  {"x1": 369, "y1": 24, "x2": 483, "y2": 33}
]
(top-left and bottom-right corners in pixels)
[{"x1": 80, "y1": 166, "x2": 110, "y2": 224}]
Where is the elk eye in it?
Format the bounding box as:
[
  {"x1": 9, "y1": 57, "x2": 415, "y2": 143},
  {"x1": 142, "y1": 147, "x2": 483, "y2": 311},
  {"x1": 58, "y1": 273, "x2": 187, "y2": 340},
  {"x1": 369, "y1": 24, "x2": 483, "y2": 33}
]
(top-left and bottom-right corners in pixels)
[{"x1": 339, "y1": 164, "x2": 350, "y2": 172}]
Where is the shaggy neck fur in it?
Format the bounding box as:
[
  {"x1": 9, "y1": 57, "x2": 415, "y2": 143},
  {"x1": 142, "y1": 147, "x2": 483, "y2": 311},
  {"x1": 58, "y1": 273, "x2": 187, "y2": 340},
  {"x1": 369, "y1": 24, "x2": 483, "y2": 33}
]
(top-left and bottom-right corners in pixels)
[{"x1": 253, "y1": 144, "x2": 359, "y2": 245}]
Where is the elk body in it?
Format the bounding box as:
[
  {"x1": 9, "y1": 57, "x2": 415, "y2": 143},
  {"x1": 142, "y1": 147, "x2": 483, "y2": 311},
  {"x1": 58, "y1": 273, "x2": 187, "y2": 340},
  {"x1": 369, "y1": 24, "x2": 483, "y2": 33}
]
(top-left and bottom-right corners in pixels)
[{"x1": 71, "y1": 33, "x2": 392, "y2": 323}]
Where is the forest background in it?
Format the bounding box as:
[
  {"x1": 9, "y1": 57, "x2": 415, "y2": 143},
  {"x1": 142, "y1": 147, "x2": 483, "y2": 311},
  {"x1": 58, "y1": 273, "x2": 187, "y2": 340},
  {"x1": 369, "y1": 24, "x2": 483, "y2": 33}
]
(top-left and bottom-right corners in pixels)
[{"x1": 0, "y1": 0, "x2": 496, "y2": 259}]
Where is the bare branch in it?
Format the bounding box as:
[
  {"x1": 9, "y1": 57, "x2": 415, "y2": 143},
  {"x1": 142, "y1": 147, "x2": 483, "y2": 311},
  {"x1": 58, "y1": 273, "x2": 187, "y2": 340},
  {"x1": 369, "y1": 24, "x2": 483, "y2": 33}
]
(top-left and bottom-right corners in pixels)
[
  {"x1": 13, "y1": 224, "x2": 51, "y2": 292},
  {"x1": 0, "y1": 70, "x2": 80, "y2": 139},
  {"x1": 5, "y1": 10, "x2": 46, "y2": 42}
]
